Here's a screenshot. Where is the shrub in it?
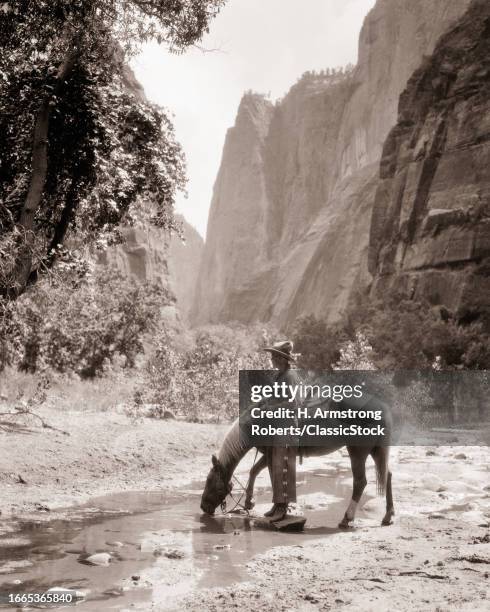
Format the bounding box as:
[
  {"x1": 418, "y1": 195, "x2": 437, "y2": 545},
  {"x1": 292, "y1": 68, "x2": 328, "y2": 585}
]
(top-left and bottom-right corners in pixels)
[
  {"x1": 350, "y1": 292, "x2": 489, "y2": 370},
  {"x1": 333, "y1": 331, "x2": 376, "y2": 370},
  {"x1": 137, "y1": 324, "x2": 273, "y2": 421},
  {"x1": 0, "y1": 266, "x2": 172, "y2": 377},
  {"x1": 289, "y1": 315, "x2": 347, "y2": 370},
  {"x1": 289, "y1": 291, "x2": 489, "y2": 371}
]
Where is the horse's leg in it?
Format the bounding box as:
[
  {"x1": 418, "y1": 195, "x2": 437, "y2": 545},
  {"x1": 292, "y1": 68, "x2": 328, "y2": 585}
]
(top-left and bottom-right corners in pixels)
[
  {"x1": 372, "y1": 446, "x2": 394, "y2": 526},
  {"x1": 381, "y1": 470, "x2": 394, "y2": 526},
  {"x1": 338, "y1": 447, "x2": 369, "y2": 529},
  {"x1": 244, "y1": 453, "x2": 267, "y2": 510}
]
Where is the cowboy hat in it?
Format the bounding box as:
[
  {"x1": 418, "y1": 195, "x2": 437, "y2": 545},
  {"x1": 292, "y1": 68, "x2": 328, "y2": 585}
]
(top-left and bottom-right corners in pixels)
[{"x1": 263, "y1": 340, "x2": 296, "y2": 362}]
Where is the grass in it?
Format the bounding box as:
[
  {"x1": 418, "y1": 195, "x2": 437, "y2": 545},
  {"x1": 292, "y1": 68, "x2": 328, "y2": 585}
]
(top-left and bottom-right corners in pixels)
[{"x1": 0, "y1": 366, "x2": 139, "y2": 413}]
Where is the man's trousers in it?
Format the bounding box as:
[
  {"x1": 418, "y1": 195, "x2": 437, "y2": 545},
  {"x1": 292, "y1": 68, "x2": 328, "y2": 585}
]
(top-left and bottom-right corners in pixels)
[{"x1": 267, "y1": 445, "x2": 297, "y2": 504}]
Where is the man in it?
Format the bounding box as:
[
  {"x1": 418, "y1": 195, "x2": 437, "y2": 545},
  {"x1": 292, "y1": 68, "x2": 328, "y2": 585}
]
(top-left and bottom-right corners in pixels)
[{"x1": 262, "y1": 340, "x2": 300, "y2": 522}]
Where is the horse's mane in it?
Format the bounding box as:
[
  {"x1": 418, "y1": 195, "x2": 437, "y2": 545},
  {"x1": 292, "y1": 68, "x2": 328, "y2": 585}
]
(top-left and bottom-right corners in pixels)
[{"x1": 218, "y1": 417, "x2": 250, "y2": 476}]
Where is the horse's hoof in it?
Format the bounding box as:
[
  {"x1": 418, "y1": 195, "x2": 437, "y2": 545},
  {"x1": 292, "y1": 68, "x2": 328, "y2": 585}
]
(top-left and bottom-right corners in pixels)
[
  {"x1": 381, "y1": 515, "x2": 394, "y2": 526},
  {"x1": 244, "y1": 498, "x2": 255, "y2": 510},
  {"x1": 338, "y1": 520, "x2": 353, "y2": 530}
]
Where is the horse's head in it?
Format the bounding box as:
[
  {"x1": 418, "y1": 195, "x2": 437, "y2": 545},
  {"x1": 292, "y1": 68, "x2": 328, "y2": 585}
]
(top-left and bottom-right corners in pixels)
[{"x1": 200, "y1": 454, "x2": 233, "y2": 515}]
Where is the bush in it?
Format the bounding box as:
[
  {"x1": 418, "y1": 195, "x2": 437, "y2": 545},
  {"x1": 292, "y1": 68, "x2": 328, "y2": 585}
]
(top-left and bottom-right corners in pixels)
[
  {"x1": 289, "y1": 315, "x2": 347, "y2": 370},
  {"x1": 350, "y1": 292, "x2": 489, "y2": 370},
  {"x1": 0, "y1": 266, "x2": 172, "y2": 377},
  {"x1": 332, "y1": 331, "x2": 376, "y2": 370},
  {"x1": 137, "y1": 324, "x2": 273, "y2": 421},
  {"x1": 289, "y1": 291, "x2": 489, "y2": 371}
]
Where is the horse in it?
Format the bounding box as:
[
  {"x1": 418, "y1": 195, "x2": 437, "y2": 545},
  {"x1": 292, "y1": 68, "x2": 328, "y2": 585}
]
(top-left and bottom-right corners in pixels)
[{"x1": 200, "y1": 417, "x2": 394, "y2": 528}]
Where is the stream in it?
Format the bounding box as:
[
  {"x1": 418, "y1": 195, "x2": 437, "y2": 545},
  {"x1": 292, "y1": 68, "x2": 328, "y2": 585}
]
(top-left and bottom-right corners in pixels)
[{"x1": 0, "y1": 466, "x2": 366, "y2": 610}]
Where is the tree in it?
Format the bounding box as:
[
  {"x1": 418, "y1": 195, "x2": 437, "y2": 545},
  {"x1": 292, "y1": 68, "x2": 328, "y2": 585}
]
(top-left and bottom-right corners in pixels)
[
  {"x1": 333, "y1": 331, "x2": 375, "y2": 370},
  {"x1": 346, "y1": 291, "x2": 489, "y2": 370},
  {"x1": 0, "y1": 0, "x2": 225, "y2": 297},
  {"x1": 289, "y1": 315, "x2": 347, "y2": 370},
  {"x1": 137, "y1": 324, "x2": 271, "y2": 421},
  {"x1": 290, "y1": 291, "x2": 489, "y2": 372},
  {"x1": 1, "y1": 266, "x2": 172, "y2": 377}
]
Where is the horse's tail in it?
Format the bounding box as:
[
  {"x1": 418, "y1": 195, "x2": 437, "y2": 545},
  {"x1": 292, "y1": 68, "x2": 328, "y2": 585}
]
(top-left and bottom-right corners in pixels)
[{"x1": 372, "y1": 446, "x2": 389, "y2": 496}]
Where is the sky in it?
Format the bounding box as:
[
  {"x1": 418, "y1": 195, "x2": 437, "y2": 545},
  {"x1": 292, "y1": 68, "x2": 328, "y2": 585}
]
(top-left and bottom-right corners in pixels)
[{"x1": 131, "y1": 0, "x2": 377, "y2": 238}]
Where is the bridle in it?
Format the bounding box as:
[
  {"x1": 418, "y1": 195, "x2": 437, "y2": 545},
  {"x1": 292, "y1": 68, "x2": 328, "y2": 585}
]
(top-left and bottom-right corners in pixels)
[{"x1": 218, "y1": 448, "x2": 259, "y2": 515}]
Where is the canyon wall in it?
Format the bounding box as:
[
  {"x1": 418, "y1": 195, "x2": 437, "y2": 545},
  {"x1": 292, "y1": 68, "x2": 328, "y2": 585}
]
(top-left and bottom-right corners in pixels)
[
  {"x1": 96, "y1": 65, "x2": 204, "y2": 320},
  {"x1": 193, "y1": 0, "x2": 473, "y2": 327},
  {"x1": 168, "y1": 216, "x2": 204, "y2": 320},
  {"x1": 97, "y1": 216, "x2": 203, "y2": 320},
  {"x1": 369, "y1": 0, "x2": 490, "y2": 324}
]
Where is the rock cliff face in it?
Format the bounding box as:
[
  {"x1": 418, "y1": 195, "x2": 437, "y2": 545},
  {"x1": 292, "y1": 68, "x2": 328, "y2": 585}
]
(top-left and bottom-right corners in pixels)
[
  {"x1": 168, "y1": 216, "x2": 203, "y2": 320},
  {"x1": 97, "y1": 216, "x2": 203, "y2": 320},
  {"x1": 96, "y1": 65, "x2": 204, "y2": 320},
  {"x1": 193, "y1": 0, "x2": 473, "y2": 327},
  {"x1": 96, "y1": 225, "x2": 169, "y2": 286},
  {"x1": 369, "y1": 0, "x2": 490, "y2": 324}
]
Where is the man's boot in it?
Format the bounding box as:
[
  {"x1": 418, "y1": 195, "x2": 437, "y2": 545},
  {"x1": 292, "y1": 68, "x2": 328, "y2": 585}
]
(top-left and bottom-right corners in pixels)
[
  {"x1": 268, "y1": 503, "x2": 288, "y2": 522},
  {"x1": 264, "y1": 504, "x2": 277, "y2": 517}
]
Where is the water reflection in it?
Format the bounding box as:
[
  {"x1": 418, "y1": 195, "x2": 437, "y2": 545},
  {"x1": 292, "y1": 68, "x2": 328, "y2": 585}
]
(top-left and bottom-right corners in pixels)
[{"x1": 0, "y1": 469, "x2": 360, "y2": 610}]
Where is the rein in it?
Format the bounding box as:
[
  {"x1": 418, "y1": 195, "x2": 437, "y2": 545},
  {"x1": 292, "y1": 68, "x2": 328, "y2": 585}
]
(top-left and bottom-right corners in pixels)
[{"x1": 219, "y1": 448, "x2": 259, "y2": 515}]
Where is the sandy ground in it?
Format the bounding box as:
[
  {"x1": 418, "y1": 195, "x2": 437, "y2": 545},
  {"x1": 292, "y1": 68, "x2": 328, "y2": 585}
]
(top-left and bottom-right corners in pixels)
[
  {"x1": 0, "y1": 406, "x2": 489, "y2": 611},
  {"x1": 0, "y1": 405, "x2": 227, "y2": 517},
  {"x1": 175, "y1": 445, "x2": 490, "y2": 612}
]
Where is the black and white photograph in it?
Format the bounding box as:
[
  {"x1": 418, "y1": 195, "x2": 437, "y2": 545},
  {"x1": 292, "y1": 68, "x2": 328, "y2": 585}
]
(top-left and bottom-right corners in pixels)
[{"x1": 0, "y1": 1, "x2": 489, "y2": 610}]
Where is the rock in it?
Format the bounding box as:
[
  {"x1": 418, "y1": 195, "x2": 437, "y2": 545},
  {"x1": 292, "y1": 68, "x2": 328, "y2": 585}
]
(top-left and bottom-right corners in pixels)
[
  {"x1": 167, "y1": 216, "x2": 203, "y2": 320},
  {"x1": 152, "y1": 547, "x2": 185, "y2": 559},
  {"x1": 369, "y1": 0, "x2": 490, "y2": 318},
  {"x1": 254, "y1": 515, "x2": 307, "y2": 532},
  {"x1": 0, "y1": 560, "x2": 33, "y2": 574},
  {"x1": 96, "y1": 216, "x2": 202, "y2": 321},
  {"x1": 428, "y1": 513, "x2": 446, "y2": 520},
  {"x1": 46, "y1": 587, "x2": 85, "y2": 601},
  {"x1": 213, "y1": 544, "x2": 231, "y2": 551},
  {"x1": 83, "y1": 552, "x2": 112, "y2": 566},
  {"x1": 192, "y1": 0, "x2": 473, "y2": 327},
  {"x1": 422, "y1": 475, "x2": 447, "y2": 492},
  {"x1": 103, "y1": 588, "x2": 124, "y2": 597},
  {"x1": 304, "y1": 594, "x2": 320, "y2": 603},
  {"x1": 34, "y1": 503, "x2": 50, "y2": 512},
  {"x1": 131, "y1": 575, "x2": 140, "y2": 582},
  {"x1": 454, "y1": 453, "x2": 468, "y2": 460}
]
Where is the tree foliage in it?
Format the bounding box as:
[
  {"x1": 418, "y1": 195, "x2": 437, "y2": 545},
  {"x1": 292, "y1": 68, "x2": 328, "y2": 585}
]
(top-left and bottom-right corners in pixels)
[
  {"x1": 348, "y1": 292, "x2": 489, "y2": 370},
  {"x1": 136, "y1": 324, "x2": 271, "y2": 421},
  {"x1": 290, "y1": 292, "x2": 489, "y2": 371},
  {"x1": 0, "y1": 266, "x2": 171, "y2": 377},
  {"x1": 290, "y1": 315, "x2": 347, "y2": 370},
  {"x1": 0, "y1": 0, "x2": 225, "y2": 296}
]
